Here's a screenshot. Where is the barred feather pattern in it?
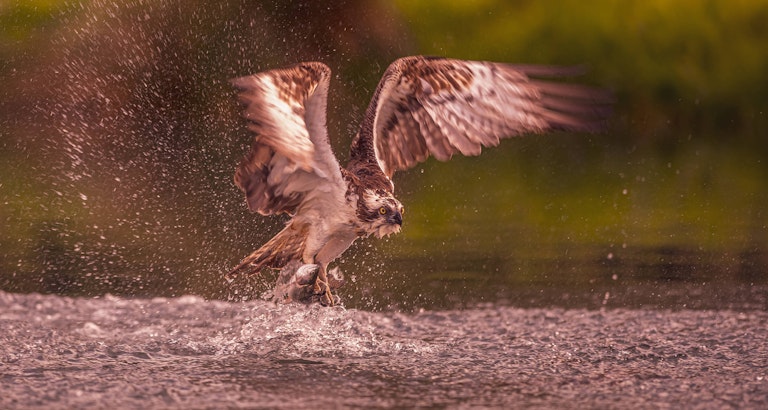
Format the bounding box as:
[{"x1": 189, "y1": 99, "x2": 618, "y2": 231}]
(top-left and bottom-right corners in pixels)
[
  {"x1": 229, "y1": 56, "x2": 611, "y2": 282},
  {"x1": 351, "y1": 56, "x2": 613, "y2": 178}
]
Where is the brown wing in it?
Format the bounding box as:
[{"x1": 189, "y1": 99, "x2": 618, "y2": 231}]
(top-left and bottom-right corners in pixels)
[
  {"x1": 351, "y1": 56, "x2": 613, "y2": 178},
  {"x1": 226, "y1": 221, "x2": 308, "y2": 278},
  {"x1": 232, "y1": 62, "x2": 346, "y2": 216}
]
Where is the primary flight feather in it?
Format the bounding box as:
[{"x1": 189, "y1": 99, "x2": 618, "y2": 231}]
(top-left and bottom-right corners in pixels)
[{"x1": 228, "y1": 56, "x2": 612, "y2": 305}]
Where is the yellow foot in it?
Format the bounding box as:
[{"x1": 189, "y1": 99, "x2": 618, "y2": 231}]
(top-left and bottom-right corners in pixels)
[
  {"x1": 315, "y1": 279, "x2": 336, "y2": 307},
  {"x1": 311, "y1": 264, "x2": 340, "y2": 307}
]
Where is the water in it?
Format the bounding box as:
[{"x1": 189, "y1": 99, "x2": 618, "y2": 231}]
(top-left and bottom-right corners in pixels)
[{"x1": 2, "y1": 290, "x2": 766, "y2": 409}]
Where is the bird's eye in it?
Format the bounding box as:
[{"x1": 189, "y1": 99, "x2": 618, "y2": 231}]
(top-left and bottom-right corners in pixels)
[{"x1": 378, "y1": 206, "x2": 387, "y2": 215}]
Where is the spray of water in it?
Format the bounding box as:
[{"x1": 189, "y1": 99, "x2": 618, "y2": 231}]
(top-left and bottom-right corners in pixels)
[{"x1": 2, "y1": 0, "x2": 410, "y2": 307}]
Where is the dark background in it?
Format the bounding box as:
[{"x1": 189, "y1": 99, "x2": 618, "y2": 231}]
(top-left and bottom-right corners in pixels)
[{"x1": 1, "y1": 0, "x2": 766, "y2": 310}]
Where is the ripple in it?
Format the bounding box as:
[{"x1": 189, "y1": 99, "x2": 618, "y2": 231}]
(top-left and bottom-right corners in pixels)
[{"x1": 1, "y1": 291, "x2": 766, "y2": 408}]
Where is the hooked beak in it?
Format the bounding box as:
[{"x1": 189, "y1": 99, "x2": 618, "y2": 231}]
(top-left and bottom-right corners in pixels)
[{"x1": 389, "y1": 211, "x2": 403, "y2": 226}]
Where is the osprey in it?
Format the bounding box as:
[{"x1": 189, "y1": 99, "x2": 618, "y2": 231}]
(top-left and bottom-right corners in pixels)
[{"x1": 228, "y1": 56, "x2": 611, "y2": 306}]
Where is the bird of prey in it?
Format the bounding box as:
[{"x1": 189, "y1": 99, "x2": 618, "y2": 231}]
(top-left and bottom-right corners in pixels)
[{"x1": 228, "y1": 56, "x2": 611, "y2": 306}]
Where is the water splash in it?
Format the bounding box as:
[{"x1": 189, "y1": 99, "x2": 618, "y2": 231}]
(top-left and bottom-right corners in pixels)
[
  {"x1": 2, "y1": 290, "x2": 766, "y2": 408},
  {"x1": 3, "y1": 0, "x2": 409, "y2": 304}
]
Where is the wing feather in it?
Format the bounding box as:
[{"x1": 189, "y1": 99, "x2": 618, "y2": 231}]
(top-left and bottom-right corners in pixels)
[
  {"x1": 352, "y1": 56, "x2": 612, "y2": 178},
  {"x1": 231, "y1": 62, "x2": 346, "y2": 216}
]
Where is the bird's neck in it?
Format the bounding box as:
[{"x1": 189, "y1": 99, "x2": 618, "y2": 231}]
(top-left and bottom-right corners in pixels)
[
  {"x1": 344, "y1": 159, "x2": 393, "y2": 195},
  {"x1": 348, "y1": 128, "x2": 376, "y2": 166}
]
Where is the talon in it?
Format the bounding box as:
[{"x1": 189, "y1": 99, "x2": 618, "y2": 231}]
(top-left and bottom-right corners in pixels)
[
  {"x1": 322, "y1": 282, "x2": 335, "y2": 307},
  {"x1": 312, "y1": 279, "x2": 324, "y2": 296},
  {"x1": 314, "y1": 279, "x2": 335, "y2": 307}
]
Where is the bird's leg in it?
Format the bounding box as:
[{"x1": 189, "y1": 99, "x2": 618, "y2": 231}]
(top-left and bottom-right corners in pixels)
[{"x1": 313, "y1": 263, "x2": 335, "y2": 307}]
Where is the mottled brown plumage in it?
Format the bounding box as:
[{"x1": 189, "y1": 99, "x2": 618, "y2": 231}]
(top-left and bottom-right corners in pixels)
[
  {"x1": 228, "y1": 56, "x2": 611, "y2": 305},
  {"x1": 351, "y1": 56, "x2": 612, "y2": 177}
]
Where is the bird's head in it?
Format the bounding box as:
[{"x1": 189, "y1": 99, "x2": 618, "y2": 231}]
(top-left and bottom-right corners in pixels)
[{"x1": 358, "y1": 189, "x2": 404, "y2": 238}]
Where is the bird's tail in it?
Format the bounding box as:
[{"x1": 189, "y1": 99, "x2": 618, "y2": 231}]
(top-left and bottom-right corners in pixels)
[{"x1": 226, "y1": 223, "x2": 307, "y2": 281}]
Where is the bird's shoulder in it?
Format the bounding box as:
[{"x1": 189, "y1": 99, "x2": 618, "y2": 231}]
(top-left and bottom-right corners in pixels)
[{"x1": 343, "y1": 160, "x2": 394, "y2": 196}]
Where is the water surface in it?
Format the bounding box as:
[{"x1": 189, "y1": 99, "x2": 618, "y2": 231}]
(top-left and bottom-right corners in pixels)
[{"x1": 2, "y1": 291, "x2": 766, "y2": 408}]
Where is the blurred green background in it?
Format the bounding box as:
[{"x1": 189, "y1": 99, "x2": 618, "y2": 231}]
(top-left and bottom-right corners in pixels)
[{"x1": 1, "y1": 0, "x2": 766, "y2": 310}]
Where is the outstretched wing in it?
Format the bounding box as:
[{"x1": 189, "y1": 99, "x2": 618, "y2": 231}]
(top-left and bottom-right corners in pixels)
[
  {"x1": 351, "y1": 56, "x2": 613, "y2": 178},
  {"x1": 231, "y1": 62, "x2": 346, "y2": 216}
]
